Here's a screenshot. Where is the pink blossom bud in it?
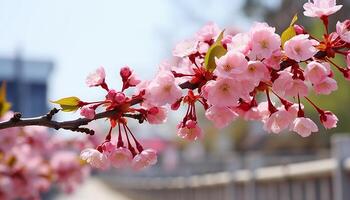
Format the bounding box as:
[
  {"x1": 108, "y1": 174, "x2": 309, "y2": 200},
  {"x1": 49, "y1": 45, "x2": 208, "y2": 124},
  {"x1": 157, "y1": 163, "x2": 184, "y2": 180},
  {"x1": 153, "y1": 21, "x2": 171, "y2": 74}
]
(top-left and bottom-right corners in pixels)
[
  {"x1": 171, "y1": 99, "x2": 182, "y2": 110},
  {"x1": 148, "y1": 107, "x2": 159, "y2": 115},
  {"x1": 80, "y1": 106, "x2": 95, "y2": 119},
  {"x1": 294, "y1": 24, "x2": 306, "y2": 35},
  {"x1": 120, "y1": 66, "x2": 132, "y2": 80},
  {"x1": 115, "y1": 92, "x2": 126, "y2": 103},
  {"x1": 106, "y1": 89, "x2": 117, "y2": 101},
  {"x1": 320, "y1": 111, "x2": 338, "y2": 129},
  {"x1": 185, "y1": 120, "x2": 197, "y2": 129}
]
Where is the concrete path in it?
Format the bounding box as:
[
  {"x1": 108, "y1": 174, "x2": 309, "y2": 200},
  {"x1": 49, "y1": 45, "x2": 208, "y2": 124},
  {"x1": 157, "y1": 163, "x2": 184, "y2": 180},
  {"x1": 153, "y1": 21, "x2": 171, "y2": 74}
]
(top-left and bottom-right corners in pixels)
[{"x1": 54, "y1": 177, "x2": 132, "y2": 200}]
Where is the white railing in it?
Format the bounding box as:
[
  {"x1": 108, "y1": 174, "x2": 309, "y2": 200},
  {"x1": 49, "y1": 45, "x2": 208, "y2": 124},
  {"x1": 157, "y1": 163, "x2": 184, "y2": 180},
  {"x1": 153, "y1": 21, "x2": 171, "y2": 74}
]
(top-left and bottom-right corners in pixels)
[{"x1": 104, "y1": 135, "x2": 350, "y2": 200}]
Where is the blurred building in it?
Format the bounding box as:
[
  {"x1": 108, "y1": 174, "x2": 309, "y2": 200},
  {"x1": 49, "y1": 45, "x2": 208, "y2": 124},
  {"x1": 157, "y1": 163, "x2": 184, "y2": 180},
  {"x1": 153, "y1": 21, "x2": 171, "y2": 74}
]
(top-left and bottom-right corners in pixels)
[{"x1": 0, "y1": 55, "x2": 53, "y2": 117}]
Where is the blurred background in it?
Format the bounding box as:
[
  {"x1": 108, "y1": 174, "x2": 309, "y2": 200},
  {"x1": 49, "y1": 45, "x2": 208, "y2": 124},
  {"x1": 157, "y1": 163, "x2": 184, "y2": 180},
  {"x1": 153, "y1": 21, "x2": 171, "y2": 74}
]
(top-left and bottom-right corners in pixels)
[{"x1": 1, "y1": 0, "x2": 350, "y2": 199}]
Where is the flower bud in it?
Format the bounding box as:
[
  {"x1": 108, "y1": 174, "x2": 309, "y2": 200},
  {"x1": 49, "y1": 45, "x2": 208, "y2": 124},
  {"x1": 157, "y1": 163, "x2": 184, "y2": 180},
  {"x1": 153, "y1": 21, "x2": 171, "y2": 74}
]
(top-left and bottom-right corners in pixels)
[
  {"x1": 80, "y1": 106, "x2": 95, "y2": 119},
  {"x1": 294, "y1": 24, "x2": 306, "y2": 35},
  {"x1": 120, "y1": 66, "x2": 132, "y2": 81},
  {"x1": 115, "y1": 92, "x2": 126, "y2": 103},
  {"x1": 106, "y1": 89, "x2": 117, "y2": 101},
  {"x1": 185, "y1": 120, "x2": 197, "y2": 129}
]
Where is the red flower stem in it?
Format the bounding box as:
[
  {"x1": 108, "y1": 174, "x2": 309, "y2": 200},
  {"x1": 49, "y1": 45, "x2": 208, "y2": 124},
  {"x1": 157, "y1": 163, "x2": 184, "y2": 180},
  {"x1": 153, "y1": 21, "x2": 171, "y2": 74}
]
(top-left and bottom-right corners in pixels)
[
  {"x1": 304, "y1": 96, "x2": 324, "y2": 114},
  {"x1": 266, "y1": 89, "x2": 278, "y2": 114},
  {"x1": 326, "y1": 58, "x2": 345, "y2": 71},
  {"x1": 122, "y1": 123, "x2": 136, "y2": 156},
  {"x1": 105, "y1": 126, "x2": 113, "y2": 141},
  {"x1": 124, "y1": 124, "x2": 143, "y2": 152},
  {"x1": 321, "y1": 15, "x2": 329, "y2": 35},
  {"x1": 297, "y1": 94, "x2": 305, "y2": 117},
  {"x1": 101, "y1": 82, "x2": 109, "y2": 92},
  {"x1": 117, "y1": 122, "x2": 124, "y2": 148}
]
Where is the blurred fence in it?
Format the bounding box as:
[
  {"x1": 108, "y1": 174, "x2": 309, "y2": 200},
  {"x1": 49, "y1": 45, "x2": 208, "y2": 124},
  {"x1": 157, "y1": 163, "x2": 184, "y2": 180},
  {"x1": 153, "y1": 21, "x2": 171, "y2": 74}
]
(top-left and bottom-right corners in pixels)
[{"x1": 104, "y1": 135, "x2": 350, "y2": 200}]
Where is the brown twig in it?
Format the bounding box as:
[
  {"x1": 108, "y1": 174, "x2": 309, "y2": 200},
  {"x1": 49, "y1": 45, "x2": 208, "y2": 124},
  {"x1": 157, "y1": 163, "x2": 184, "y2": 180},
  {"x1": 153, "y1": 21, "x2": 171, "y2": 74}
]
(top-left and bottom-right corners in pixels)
[
  {"x1": 0, "y1": 99, "x2": 144, "y2": 135},
  {"x1": 0, "y1": 82, "x2": 194, "y2": 134}
]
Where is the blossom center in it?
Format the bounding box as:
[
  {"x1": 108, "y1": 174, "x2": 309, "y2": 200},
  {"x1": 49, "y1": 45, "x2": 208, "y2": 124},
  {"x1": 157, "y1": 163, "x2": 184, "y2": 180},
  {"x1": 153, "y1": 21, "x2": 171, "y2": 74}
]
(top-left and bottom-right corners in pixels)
[
  {"x1": 219, "y1": 83, "x2": 230, "y2": 93},
  {"x1": 163, "y1": 85, "x2": 172, "y2": 93},
  {"x1": 223, "y1": 64, "x2": 232, "y2": 72},
  {"x1": 260, "y1": 40, "x2": 269, "y2": 49}
]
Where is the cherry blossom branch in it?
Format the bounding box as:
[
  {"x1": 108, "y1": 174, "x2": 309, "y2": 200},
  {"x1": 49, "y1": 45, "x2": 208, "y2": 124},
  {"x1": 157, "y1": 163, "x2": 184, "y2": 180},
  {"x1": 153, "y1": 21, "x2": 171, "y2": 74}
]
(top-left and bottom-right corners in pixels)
[
  {"x1": 0, "y1": 82, "x2": 191, "y2": 134},
  {"x1": 0, "y1": 99, "x2": 145, "y2": 135}
]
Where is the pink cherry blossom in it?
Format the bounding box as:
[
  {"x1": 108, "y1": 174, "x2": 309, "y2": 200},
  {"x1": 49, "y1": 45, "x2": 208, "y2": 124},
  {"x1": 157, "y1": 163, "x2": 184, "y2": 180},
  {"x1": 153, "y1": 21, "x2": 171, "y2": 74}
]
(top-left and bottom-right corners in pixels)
[
  {"x1": 272, "y1": 71, "x2": 308, "y2": 97},
  {"x1": 173, "y1": 39, "x2": 198, "y2": 57},
  {"x1": 336, "y1": 20, "x2": 350, "y2": 43},
  {"x1": 205, "y1": 106, "x2": 238, "y2": 128},
  {"x1": 320, "y1": 111, "x2": 338, "y2": 129},
  {"x1": 215, "y1": 50, "x2": 248, "y2": 77},
  {"x1": 146, "y1": 106, "x2": 168, "y2": 124},
  {"x1": 263, "y1": 50, "x2": 282, "y2": 70},
  {"x1": 313, "y1": 77, "x2": 338, "y2": 95},
  {"x1": 242, "y1": 107, "x2": 263, "y2": 121},
  {"x1": 131, "y1": 149, "x2": 157, "y2": 170},
  {"x1": 80, "y1": 106, "x2": 96, "y2": 119},
  {"x1": 284, "y1": 34, "x2": 318, "y2": 62},
  {"x1": 108, "y1": 147, "x2": 133, "y2": 168},
  {"x1": 205, "y1": 78, "x2": 240, "y2": 107},
  {"x1": 198, "y1": 42, "x2": 210, "y2": 54},
  {"x1": 128, "y1": 73, "x2": 141, "y2": 86},
  {"x1": 146, "y1": 71, "x2": 182, "y2": 106},
  {"x1": 304, "y1": 61, "x2": 331, "y2": 84},
  {"x1": 80, "y1": 148, "x2": 110, "y2": 170},
  {"x1": 177, "y1": 121, "x2": 202, "y2": 141},
  {"x1": 236, "y1": 78, "x2": 259, "y2": 101},
  {"x1": 290, "y1": 117, "x2": 318, "y2": 137},
  {"x1": 250, "y1": 22, "x2": 281, "y2": 59},
  {"x1": 51, "y1": 151, "x2": 88, "y2": 193},
  {"x1": 227, "y1": 33, "x2": 251, "y2": 55},
  {"x1": 303, "y1": 0, "x2": 342, "y2": 18},
  {"x1": 196, "y1": 22, "x2": 220, "y2": 42},
  {"x1": 263, "y1": 109, "x2": 294, "y2": 134},
  {"x1": 257, "y1": 101, "x2": 270, "y2": 122},
  {"x1": 244, "y1": 61, "x2": 270, "y2": 85},
  {"x1": 86, "y1": 67, "x2": 106, "y2": 87}
]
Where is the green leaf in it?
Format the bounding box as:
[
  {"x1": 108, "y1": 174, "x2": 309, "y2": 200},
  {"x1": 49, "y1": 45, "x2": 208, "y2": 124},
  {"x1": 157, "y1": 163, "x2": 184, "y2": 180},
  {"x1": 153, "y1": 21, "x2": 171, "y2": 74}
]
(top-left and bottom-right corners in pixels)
[
  {"x1": 281, "y1": 14, "x2": 298, "y2": 47},
  {"x1": 51, "y1": 96, "x2": 81, "y2": 112},
  {"x1": 0, "y1": 82, "x2": 11, "y2": 117},
  {"x1": 204, "y1": 30, "x2": 227, "y2": 72}
]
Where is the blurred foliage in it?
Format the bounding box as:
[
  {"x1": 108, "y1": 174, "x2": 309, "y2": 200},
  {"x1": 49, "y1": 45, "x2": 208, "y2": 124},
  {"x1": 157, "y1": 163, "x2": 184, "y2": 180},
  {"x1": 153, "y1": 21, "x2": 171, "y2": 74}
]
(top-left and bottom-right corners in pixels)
[{"x1": 0, "y1": 82, "x2": 11, "y2": 117}]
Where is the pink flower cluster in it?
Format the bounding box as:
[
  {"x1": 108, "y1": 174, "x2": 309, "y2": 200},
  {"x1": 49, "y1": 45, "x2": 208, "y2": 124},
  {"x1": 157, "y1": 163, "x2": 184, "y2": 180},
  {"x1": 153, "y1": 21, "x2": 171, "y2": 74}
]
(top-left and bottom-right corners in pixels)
[
  {"x1": 136, "y1": 0, "x2": 346, "y2": 138},
  {"x1": 63, "y1": 0, "x2": 348, "y2": 170},
  {"x1": 80, "y1": 66, "x2": 158, "y2": 170},
  {"x1": 80, "y1": 136, "x2": 157, "y2": 171},
  {"x1": 0, "y1": 112, "x2": 93, "y2": 200}
]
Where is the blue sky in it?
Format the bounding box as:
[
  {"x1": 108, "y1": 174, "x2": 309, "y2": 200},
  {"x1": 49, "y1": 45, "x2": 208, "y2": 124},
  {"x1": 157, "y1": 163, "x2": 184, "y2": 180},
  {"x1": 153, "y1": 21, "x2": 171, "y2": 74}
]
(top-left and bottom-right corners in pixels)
[{"x1": 0, "y1": 0, "x2": 251, "y2": 122}]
